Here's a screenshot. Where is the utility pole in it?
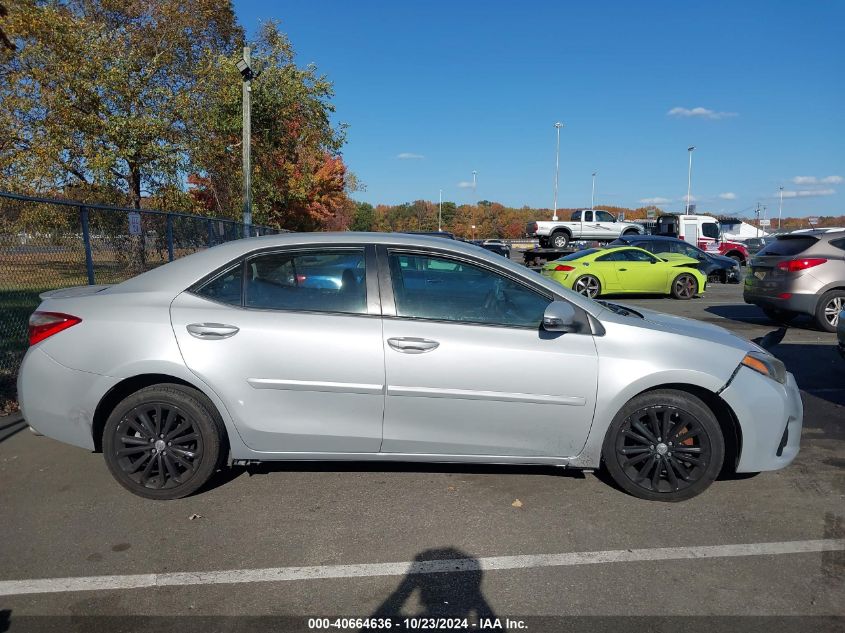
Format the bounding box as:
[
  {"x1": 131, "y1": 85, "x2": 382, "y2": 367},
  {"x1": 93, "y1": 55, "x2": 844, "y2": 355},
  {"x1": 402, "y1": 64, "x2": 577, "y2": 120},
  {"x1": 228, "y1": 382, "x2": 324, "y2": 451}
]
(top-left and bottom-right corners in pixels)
[
  {"x1": 778, "y1": 185, "x2": 784, "y2": 230},
  {"x1": 237, "y1": 47, "x2": 254, "y2": 237},
  {"x1": 591, "y1": 171, "x2": 597, "y2": 210},
  {"x1": 686, "y1": 146, "x2": 695, "y2": 214},
  {"x1": 553, "y1": 122, "x2": 563, "y2": 221},
  {"x1": 755, "y1": 202, "x2": 761, "y2": 237},
  {"x1": 438, "y1": 189, "x2": 442, "y2": 232}
]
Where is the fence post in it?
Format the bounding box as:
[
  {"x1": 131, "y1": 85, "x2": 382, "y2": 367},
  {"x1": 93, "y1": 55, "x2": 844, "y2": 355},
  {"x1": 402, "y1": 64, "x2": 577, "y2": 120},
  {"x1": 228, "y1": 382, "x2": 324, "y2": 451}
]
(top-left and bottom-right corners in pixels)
[
  {"x1": 79, "y1": 205, "x2": 96, "y2": 285},
  {"x1": 206, "y1": 219, "x2": 214, "y2": 247},
  {"x1": 166, "y1": 213, "x2": 174, "y2": 262}
]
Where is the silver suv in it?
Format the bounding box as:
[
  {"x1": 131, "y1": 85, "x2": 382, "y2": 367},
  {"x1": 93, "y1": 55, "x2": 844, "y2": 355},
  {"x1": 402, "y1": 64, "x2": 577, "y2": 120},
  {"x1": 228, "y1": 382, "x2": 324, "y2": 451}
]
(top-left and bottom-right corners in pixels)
[{"x1": 744, "y1": 229, "x2": 845, "y2": 332}]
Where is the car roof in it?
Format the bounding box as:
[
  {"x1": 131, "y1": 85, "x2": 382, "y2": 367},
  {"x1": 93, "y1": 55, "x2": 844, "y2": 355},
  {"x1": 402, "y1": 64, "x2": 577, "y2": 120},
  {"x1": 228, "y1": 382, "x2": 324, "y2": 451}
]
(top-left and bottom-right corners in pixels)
[{"x1": 620, "y1": 235, "x2": 684, "y2": 242}]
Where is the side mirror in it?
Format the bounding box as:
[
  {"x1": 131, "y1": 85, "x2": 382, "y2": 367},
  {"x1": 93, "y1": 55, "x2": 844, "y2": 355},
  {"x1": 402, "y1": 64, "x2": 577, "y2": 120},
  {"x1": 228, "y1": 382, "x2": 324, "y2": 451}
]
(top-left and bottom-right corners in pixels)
[{"x1": 543, "y1": 301, "x2": 577, "y2": 332}]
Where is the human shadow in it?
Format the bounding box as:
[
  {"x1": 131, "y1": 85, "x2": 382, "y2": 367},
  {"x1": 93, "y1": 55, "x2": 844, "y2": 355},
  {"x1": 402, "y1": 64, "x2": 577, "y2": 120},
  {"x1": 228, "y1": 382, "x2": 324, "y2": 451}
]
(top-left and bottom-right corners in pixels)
[{"x1": 362, "y1": 548, "x2": 496, "y2": 631}]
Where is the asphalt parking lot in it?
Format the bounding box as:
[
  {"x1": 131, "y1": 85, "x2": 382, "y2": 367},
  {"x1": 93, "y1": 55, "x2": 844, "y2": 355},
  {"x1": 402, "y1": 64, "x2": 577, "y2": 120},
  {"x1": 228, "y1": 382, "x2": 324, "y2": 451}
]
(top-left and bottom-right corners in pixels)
[{"x1": 1, "y1": 278, "x2": 843, "y2": 630}]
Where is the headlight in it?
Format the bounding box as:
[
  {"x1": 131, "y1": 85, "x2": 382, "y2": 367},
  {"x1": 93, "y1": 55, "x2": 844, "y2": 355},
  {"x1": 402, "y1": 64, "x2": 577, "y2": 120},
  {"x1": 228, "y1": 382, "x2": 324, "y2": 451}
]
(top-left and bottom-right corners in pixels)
[{"x1": 741, "y1": 351, "x2": 787, "y2": 384}]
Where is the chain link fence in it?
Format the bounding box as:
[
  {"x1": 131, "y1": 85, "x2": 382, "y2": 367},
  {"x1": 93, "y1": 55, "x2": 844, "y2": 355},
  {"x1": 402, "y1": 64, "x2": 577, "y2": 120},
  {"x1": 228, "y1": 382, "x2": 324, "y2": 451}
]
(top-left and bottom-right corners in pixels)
[{"x1": 0, "y1": 191, "x2": 282, "y2": 411}]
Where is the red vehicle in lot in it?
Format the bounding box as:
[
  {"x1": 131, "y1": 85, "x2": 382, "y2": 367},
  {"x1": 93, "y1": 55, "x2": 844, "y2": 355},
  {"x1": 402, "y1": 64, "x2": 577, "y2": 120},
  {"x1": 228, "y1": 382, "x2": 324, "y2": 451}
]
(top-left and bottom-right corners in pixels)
[{"x1": 656, "y1": 214, "x2": 750, "y2": 265}]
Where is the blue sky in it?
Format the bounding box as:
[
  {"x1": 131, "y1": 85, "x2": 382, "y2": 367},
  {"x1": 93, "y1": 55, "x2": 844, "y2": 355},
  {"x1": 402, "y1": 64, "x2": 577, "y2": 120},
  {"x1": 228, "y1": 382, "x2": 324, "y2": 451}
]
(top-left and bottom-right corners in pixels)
[{"x1": 233, "y1": 0, "x2": 844, "y2": 218}]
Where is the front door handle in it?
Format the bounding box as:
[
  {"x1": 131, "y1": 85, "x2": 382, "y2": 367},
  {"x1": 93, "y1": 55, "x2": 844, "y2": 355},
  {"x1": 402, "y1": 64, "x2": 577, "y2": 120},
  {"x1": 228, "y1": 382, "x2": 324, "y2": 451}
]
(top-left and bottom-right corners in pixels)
[
  {"x1": 186, "y1": 323, "x2": 239, "y2": 340},
  {"x1": 618, "y1": 268, "x2": 627, "y2": 271},
  {"x1": 387, "y1": 337, "x2": 440, "y2": 354}
]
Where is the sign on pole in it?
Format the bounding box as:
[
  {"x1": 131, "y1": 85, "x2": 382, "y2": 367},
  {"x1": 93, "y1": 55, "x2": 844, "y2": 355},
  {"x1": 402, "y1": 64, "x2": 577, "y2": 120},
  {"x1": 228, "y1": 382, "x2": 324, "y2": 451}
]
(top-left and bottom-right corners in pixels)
[
  {"x1": 128, "y1": 212, "x2": 142, "y2": 236},
  {"x1": 808, "y1": 216, "x2": 819, "y2": 226},
  {"x1": 646, "y1": 209, "x2": 656, "y2": 219},
  {"x1": 759, "y1": 219, "x2": 771, "y2": 228}
]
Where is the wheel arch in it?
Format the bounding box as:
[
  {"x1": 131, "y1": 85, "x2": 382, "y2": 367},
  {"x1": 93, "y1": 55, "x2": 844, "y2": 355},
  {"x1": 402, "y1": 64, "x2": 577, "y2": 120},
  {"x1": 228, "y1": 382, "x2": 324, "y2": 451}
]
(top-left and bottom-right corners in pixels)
[
  {"x1": 724, "y1": 250, "x2": 746, "y2": 265},
  {"x1": 551, "y1": 227, "x2": 572, "y2": 237},
  {"x1": 92, "y1": 373, "x2": 231, "y2": 453}
]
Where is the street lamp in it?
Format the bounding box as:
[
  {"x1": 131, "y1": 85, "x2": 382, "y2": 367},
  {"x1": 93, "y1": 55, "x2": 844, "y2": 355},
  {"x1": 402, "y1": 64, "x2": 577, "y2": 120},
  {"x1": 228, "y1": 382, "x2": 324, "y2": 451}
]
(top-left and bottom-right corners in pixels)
[
  {"x1": 438, "y1": 189, "x2": 442, "y2": 232},
  {"x1": 472, "y1": 170, "x2": 477, "y2": 195},
  {"x1": 553, "y1": 122, "x2": 563, "y2": 221},
  {"x1": 685, "y1": 146, "x2": 695, "y2": 214},
  {"x1": 471, "y1": 224, "x2": 476, "y2": 240},
  {"x1": 591, "y1": 171, "x2": 597, "y2": 210},
  {"x1": 238, "y1": 47, "x2": 254, "y2": 237},
  {"x1": 778, "y1": 185, "x2": 784, "y2": 230}
]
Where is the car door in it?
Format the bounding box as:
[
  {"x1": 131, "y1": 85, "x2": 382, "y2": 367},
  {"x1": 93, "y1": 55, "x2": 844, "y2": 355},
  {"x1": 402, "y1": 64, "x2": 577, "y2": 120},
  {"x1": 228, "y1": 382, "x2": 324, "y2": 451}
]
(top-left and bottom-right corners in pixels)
[
  {"x1": 616, "y1": 248, "x2": 666, "y2": 292},
  {"x1": 594, "y1": 210, "x2": 619, "y2": 239},
  {"x1": 170, "y1": 245, "x2": 385, "y2": 453},
  {"x1": 378, "y1": 246, "x2": 598, "y2": 458}
]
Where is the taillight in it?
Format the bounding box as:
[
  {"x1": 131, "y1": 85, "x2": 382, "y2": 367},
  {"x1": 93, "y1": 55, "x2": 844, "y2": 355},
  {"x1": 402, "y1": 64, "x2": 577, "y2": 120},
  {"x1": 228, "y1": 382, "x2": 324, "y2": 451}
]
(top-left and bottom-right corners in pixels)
[
  {"x1": 776, "y1": 258, "x2": 827, "y2": 273},
  {"x1": 554, "y1": 264, "x2": 575, "y2": 271},
  {"x1": 28, "y1": 312, "x2": 82, "y2": 346},
  {"x1": 532, "y1": 223, "x2": 539, "y2": 232}
]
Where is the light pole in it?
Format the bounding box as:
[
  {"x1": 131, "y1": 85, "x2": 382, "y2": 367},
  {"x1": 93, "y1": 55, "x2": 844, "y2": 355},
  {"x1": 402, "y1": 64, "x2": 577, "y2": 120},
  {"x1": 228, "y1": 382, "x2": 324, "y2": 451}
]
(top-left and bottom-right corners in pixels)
[
  {"x1": 471, "y1": 224, "x2": 476, "y2": 240},
  {"x1": 472, "y1": 170, "x2": 477, "y2": 195},
  {"x1": 591, "y1": 171, "x2": 597, "y2": 210},
  {"x1": 438, "y1": 189, "x2": 442, "y2": 232},
  {"x1": 553, "y1": 122, "x2": 563, "y2": 221},
  {"x1": 685, "y1": 146, "x2": 695, "y2": 214},
  {"x1": 778, "y1": 185, "x2": 784, "y2": 230},
  {"x1": 236, "y1": 47, "x2": 254, "y2": 236}
]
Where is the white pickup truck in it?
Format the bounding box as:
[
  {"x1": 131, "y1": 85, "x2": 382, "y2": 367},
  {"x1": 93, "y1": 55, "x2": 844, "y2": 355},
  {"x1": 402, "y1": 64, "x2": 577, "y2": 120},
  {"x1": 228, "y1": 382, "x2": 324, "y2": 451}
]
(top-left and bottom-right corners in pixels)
[{"x1": 526, "y1": 209, "x2": 644, "y2": 248}]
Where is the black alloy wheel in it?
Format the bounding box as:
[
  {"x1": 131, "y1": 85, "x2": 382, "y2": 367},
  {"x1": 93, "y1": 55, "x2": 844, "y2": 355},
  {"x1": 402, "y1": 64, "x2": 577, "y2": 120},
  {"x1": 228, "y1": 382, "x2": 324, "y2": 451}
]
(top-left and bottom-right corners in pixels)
[
  {"x1": 602, "y1": 390, "x2": 724, "y2": 501},
  {"x1": 103, "y1": 385, "x2": 223, "y2": 500}
]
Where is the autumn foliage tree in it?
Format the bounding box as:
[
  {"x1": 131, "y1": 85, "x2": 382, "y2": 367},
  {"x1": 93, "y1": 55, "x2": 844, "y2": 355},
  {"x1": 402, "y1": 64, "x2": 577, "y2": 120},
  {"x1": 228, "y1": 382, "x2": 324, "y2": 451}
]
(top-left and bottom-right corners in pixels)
[{"x1": 188, "y1": 21, "x2": 357, "y2": 231}]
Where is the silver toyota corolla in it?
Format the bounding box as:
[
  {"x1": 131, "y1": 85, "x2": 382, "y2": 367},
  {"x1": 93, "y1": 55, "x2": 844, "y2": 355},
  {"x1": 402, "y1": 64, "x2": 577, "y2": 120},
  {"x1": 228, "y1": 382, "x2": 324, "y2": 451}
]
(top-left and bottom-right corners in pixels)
[{"x1": 18, "y1": 233, "x2": 803, "y2": 501}]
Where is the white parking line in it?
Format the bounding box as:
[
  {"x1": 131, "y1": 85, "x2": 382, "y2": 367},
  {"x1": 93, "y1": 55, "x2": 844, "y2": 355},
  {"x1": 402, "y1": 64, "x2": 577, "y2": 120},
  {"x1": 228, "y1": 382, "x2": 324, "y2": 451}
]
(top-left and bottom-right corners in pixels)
[{"x1": 1, "y1": 539, "x2": 842, "y2": 597}]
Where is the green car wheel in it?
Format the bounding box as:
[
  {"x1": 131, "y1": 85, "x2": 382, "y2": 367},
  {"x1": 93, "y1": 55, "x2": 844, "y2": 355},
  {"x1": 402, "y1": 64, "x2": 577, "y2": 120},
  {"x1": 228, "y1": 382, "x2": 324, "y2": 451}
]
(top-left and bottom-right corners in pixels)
[{"x1": 573, "y1": 275, "x2": 601, "y2": 298}]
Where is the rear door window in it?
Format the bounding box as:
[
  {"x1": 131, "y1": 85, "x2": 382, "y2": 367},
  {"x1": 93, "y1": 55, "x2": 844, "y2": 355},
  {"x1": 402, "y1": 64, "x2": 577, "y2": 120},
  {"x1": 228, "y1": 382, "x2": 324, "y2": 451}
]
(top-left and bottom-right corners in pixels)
[
  {"x1": 758, "y1": 237, "x2": 818, "y2": 256},
  {"x1": 244, "y1": 249, "x2": 367, "y2": 314}
]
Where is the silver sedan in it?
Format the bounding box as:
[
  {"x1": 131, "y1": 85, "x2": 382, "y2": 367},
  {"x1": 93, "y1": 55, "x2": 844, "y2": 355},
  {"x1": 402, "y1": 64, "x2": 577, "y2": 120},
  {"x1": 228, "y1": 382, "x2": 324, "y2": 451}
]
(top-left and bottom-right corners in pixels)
[{"x1": 18, "y1": 233, "x2": 803, "y2": 501}]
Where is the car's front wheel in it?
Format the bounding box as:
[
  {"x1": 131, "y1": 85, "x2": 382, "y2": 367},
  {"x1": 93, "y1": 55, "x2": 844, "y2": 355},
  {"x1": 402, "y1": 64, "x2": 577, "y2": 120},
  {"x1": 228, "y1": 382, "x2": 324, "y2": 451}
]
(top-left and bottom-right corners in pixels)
[
  {"x1": 671, "y1": 273, "x2": 698, "y2": 299},
  {"x1": 103, "y1": 384, "x2": 224, "y2": 500},
  {"x1": 602, "y1": 389, "x2": 725, "y2": 501}
]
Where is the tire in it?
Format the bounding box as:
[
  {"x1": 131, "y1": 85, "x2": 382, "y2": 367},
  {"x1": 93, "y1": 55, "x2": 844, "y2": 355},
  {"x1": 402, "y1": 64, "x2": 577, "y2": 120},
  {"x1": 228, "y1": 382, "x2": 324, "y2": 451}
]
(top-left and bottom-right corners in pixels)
[
  {"x1": 551, "y1": 231, "x2": 570, "y2": 248},
  {"x1": 670, "y1": 273, "x2": 698, "y2": 300},
  {"x1": 601, "y1": 389, "x2": 725, "y2": 502},
  {"x1": 623, "y1": 229, "x2": 639, "y2": 236},
  {"x1": 762, "y1": 306, "x2": 798, "y2": 325},
  {"x1": 102, "y1": 384, "x2": 224, "y2": 500},
  {"x1": 573, "y1": 274, "x2": 601, "y2": 298},
  {"x1": 813, "y1": 290, "x2": 845, "y2": 333},
  {"x1": 728, "y1": 254, "x2": 745, "y2": 267},
  {"x1": 538, "y1": 237, "x2": 550, "y2": 248}
]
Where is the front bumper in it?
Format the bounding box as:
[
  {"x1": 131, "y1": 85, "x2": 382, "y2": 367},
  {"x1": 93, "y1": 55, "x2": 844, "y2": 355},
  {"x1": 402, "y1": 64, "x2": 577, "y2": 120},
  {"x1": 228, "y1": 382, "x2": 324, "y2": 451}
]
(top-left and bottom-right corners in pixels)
[
  {"x1": 17, "y1": 347, "x2": 116, "y2": 451},
  {"x1": 719, "y1": 366, "x2": 803, "y2": 472}
]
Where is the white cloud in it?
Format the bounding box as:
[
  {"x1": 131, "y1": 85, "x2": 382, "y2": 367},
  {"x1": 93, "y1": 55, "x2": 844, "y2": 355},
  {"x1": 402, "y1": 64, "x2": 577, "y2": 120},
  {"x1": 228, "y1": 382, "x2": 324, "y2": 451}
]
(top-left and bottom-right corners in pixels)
[
  {"x1": 396, "y1": 152, "x2": 424, "y2": 160},
  {"x1": 457, "y1": 181, "x2": 476, "y2": 189},
  {"x1": 718, "y1": 192, "x2": 737, "y2": 200},
  {"x1": 781, "y1": 188, "x2": 836, "y2": 199},
  {"x1": 792, "y1": 175, "x2": 842, "y2": 185},
  {"x1": 639, "y1": 197, "x2": 671, "y2": 205},
  {"x1": 667, "y1": 106, "x2": 738, "y2": 120}
]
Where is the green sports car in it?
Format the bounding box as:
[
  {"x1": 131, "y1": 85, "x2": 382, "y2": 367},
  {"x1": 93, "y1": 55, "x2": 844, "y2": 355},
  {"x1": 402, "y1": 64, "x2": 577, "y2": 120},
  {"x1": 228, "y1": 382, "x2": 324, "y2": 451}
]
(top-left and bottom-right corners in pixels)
[{"x1": 540, "y1": 246, "x2": 707, "y2": 299}]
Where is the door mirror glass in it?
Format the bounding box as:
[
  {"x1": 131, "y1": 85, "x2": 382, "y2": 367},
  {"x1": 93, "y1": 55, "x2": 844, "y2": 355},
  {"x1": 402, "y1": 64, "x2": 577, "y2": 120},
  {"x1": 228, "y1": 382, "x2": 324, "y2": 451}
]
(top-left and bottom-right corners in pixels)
[{"x1": 542, "y1": 301, "x2": 577, "y2": 332}]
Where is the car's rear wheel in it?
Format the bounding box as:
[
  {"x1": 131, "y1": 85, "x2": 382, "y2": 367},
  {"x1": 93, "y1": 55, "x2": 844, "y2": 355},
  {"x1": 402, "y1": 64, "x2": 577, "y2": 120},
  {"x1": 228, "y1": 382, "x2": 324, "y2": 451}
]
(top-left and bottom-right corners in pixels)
[
  {"x1": 602, "y1": 390, "x2": 724, "y2": 502},
  {"x1": 814, "y1": 290, "x2": 845, "y2": 333},
  {"x1": 670, "y1": 273, "x2": 698, "y2": 299},
  {"x1": 573, "y1": 274, "x2": 601, "y2": 298},
  {"x1": 103, "y1": 385, "x2": 223, "y2": 500},
  {"x1": 551, "y1": 231, "x2": 570, "y2": 248}
]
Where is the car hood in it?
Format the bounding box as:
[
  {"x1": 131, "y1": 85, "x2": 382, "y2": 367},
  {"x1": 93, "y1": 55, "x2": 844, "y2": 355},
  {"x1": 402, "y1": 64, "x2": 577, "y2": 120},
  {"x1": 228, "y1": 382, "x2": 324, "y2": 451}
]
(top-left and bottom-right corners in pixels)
[{"x1": 606, "y1": 303, "x2": 760, "y2": 354}]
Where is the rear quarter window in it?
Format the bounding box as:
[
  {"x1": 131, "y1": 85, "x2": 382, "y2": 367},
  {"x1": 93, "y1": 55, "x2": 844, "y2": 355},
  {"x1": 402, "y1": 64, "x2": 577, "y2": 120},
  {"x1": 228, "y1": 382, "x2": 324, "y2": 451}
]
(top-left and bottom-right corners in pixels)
[
  {"x1": 830, "y1": 238, "x2": 845, "y2": 252},
  {"x1": 758, "y1": 236, "x2": 819, "y2": 256}
]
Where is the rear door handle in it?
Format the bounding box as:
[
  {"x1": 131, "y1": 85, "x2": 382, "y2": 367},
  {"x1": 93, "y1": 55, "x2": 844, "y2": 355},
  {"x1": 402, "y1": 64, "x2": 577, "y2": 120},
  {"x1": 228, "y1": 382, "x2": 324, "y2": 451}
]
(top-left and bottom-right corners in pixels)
[
  {"x1": 618, "y1": 268, "x2": 627, "y2": 271},
  {"x1": 186, "y1": 323, "x2": 239, "y2": 340},
  {"x1": 387, "y1": 337, "x2": 440, "y2": 354}
]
